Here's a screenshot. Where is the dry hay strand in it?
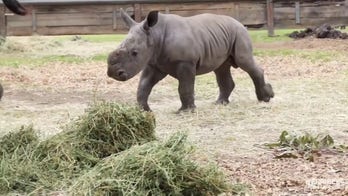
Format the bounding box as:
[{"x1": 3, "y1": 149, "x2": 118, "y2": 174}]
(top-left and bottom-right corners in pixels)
[
  {"x1": 0, "y1": 125, "x2": 42, "y2": 193},
  {"x1": 0, "y1": 102, "x2": 156, "y2": 194},
  {"x1": 69, "y1": 131, "x2": 231, "y2": 196}
]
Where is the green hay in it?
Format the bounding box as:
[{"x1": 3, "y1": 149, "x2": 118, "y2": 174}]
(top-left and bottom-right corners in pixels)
[
  {"x1": 0, "y1": 151, "x2": 43, "y2": 193},
  {"x1": 37, "y1": 102, "x2": 156, "y2": 166},
  {"x1": 0, "y1": 125, "x2": 41, "y2": 193},
  {"x1": 0, "y1": 102, "x2": 232, "y2": 195},
  {"x1": 73, "y1": 101, "x2": 156, "y2": 158},
  {"x1": 0, "y1": 102, "x2": 157, "y2": 194},
  {"x1": 69, "y1": 132, "x2": 231, "y2": 195},
  {"x1": 0, "y1": 125, "x2": 39, "y2": 156},
  {"x1": 35, "y1": 102, "x2": 157, "y2": 190}
]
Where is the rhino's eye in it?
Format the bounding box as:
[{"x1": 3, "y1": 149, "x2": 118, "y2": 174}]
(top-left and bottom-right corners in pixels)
[{"x1": 131, "y1": 50, "x2": 138, "y2": 57}]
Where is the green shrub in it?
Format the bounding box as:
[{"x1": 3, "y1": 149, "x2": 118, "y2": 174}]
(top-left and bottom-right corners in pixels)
[{"x1": 266, "y1": 131, "x2": 335, "y2": 161}]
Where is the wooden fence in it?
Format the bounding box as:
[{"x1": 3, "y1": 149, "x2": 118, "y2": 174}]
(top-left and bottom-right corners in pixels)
[
  {"x1": 0, "y1": 0, "x2": 347, "y2": 37},
  {"x1": 274, "y1": 0, "x2": 348, "y2": 28}
]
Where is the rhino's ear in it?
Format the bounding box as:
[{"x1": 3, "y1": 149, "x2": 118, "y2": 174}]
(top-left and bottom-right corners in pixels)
[
  {"x1": 120, "y1": 8, "x2": 136, "y2": 28},
  {"x1": 143, "y1": 11, "x2": 159, "y2": 31}
]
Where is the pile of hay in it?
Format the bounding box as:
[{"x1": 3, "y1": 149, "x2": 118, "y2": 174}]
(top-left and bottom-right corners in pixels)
[
  {"x1": 0, "y1": 126, "x2": 41, "y2": 193},
  {"x1": 0, "y1": 125, "x2": 38, "y2": 156},
  {"x1": 0, "y1": 102, "x2": 156, "y2": 193},
  {"x1": 0, "y1": 102, "x2": 231, "y2": 195},
  {"x1": 37, "y1": 102, "x2": 156, "y2": 171},
  {"x1": 69, "y1": 132, "x2": 230, "y2": 195}
]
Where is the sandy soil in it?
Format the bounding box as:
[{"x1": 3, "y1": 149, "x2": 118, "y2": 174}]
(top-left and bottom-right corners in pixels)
[{"x1": 0, "y1": 38, "x2": 347, "y2": 195}]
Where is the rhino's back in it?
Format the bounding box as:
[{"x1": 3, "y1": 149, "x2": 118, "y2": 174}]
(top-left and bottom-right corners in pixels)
[{"x1": 159, "y1": 13, "x2": 249, "y2": 74}]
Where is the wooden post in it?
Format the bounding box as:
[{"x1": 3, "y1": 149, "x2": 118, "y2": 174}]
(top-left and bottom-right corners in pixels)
[
  {"x1": 165, "y1": 7, "x2": 170, "y2": 14},
  {"x1": 112, "y1": 9, "x2": 117, "y2": 30},
  {"x1": 32, "y1": 9, "x2": 37, "y2": 33},
  {"x1": 0, "y1": 6, "x2": 6, "y2": 38},
  {"x1": 266, "y1": 0, "x2": 274, "y2": 37},
  {"x1": 134, "y1": 3, "x2": 141, "y2": 22},
  {"x1": 295, "y1": 1, "x2": 301, "y2": 24},
  {"x1": 234, "y1": 3, "x2": 240, "y2": 20}
]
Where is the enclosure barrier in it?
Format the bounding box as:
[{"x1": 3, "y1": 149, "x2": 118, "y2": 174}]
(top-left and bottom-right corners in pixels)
[{"x1": 0, "y1": 0, "x2": 347, "y2": 37}]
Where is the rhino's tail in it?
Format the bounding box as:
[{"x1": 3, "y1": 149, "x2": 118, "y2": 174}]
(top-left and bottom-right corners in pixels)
[{"x1": 2, "y1": 0, "x2": 27, "y2": 15}]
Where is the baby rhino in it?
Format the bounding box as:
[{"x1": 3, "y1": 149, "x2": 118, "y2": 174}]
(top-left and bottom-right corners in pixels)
[{"x1": 107, "y1": 9, "x2": 274, "y2": 111}]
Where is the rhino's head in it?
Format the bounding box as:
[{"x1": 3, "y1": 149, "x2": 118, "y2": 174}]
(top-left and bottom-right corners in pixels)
[{"x1": 107, "y1": 9, "x2": 159, "y2": 81}]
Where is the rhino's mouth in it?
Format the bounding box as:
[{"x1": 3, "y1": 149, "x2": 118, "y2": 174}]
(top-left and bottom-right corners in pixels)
[{"x1": 107, "y1": 67, "x2": 128, "y2": 81}]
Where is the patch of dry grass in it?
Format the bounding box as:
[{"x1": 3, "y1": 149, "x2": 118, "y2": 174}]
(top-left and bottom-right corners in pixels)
[
  {"x1": 0, "y1": 36, "x2": 118, "y2": 67},
  {"x1": 1, "y1": 36, "x2": 348, "y2": 195}
]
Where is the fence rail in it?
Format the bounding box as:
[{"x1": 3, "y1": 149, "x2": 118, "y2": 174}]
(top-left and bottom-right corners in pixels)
[{"x1": 1, "y1": 0, "x2": 347, "y2": 37}]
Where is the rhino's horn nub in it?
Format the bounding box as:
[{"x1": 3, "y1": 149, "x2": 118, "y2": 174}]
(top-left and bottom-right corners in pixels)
[{"x1": 120, "y1": 8, "x2": 136, "y2": 28}]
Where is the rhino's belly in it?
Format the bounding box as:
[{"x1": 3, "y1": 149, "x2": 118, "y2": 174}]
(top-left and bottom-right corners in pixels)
[{"x1": 196, "y1": 56, "x2": 228, "y2": 75}]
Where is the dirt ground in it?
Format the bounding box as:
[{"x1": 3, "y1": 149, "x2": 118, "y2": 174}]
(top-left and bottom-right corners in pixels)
[{"x1": 0, "y1": 37, "x2": 347, "y2": 195}]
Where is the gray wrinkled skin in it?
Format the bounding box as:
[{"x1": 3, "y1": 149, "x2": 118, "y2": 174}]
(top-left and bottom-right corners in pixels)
[{"x1": 107, "y1": 9, "x2": 274, "y2": 111}]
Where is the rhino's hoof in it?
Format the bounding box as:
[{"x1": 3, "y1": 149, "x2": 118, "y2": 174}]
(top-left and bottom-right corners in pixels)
[
  {"x1": 257, "y1": 83, "x2": 274, "y2": 102},
  {"x1": 139, "y1": 104, "x2": 152, "y2": 112},
  {"x1": 215, "y1": 99, "x2": 229, "y2": 105},
  {"x1": 177, "y1": 104, "x2": 196, "y2": 113}
]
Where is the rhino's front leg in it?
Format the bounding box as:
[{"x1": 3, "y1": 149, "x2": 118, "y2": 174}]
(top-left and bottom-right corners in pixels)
[
  {"x1": 177, "y1": 62, "x2": 196, "y2": 111},
  {"x1": 137, "y1": 66, "x2": 167, "y2": 111}
]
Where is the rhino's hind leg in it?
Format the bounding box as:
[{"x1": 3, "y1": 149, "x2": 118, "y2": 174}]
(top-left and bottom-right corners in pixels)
[
  {"x1": 177, "y1": 62, "x2": 196, "y2": 112},
  {"x1": 232, "y1": 33, "x2": 274, "y2": 102},
  {"x1": 235, "y1": 56, "x2": 274, "y2": 102},
  {"x1": 244, "y1": 65, "x2": 274, "y2": 102},
  {"x1": 214, "y1": 62, "x2": 235, "y2": 105}
]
